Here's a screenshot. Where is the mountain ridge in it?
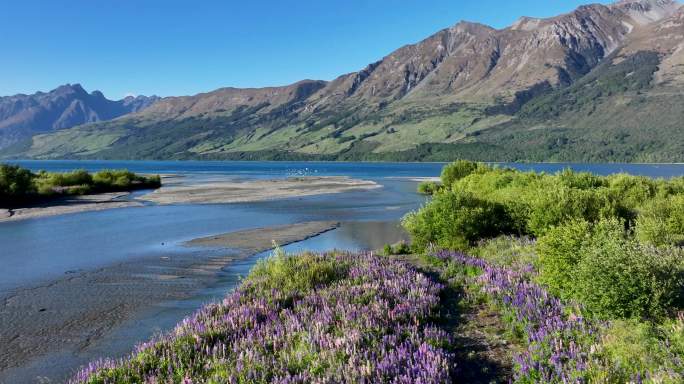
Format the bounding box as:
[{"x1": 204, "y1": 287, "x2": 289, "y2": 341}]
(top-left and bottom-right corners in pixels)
[
  {"x1": 0, "y1": 84, "x2": 159, "y2": 149},
  {"x1": 4, "y1": 0, "x2": 684, "y2": 162}
]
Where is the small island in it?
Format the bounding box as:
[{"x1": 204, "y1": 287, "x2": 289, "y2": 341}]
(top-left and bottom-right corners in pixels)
[{"x1": 0, "y1": 165, "x2": 161, "y2": 221}]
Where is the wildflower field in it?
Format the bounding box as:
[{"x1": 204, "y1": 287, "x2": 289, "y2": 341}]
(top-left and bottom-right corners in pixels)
[{"x1": 73, "y1": 252, "x2": 453, "y2": 383}]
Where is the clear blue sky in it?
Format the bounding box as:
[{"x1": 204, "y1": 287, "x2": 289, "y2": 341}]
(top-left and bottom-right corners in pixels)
[{"x1": 0, "y1": 0, "x2": 610, "y2": 99}]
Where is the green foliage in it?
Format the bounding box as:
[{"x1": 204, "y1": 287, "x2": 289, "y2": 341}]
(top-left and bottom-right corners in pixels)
[
  {"x1": 635, "y1": 195, "x2": 684, "y2": 246},
  {"x1": 439, "y1": 159, "x2": 484, "y2": 187},
  {"x1": 408, "y1": 161, "x2": 684, "y2": 320},
  {"x1": 92, "y1": 169, "x2": 161, "y2": 190},
  {"x1": 536, "y1": 220, "x2": 590, "y2": 299},
  {"x1": 526, "y1": 185, "x2": 620, "y2": 236},
  {"x1": 394, "y1": 241, "x2": 410, "y2": 255},
  {"x1": 472, "y1": 236, "x2": 537, "y2": 271},
  {"x1": 0, "y1": 164, "x2": 161, "y2": 208},
  {"x1": 417, "y1": 180, "x2": 440, "y2": 195},
  {"x1": 405, "y1": 161, "x2": 684, "y2": 250},
  {"x1": 589, "y1": 319, "x2": 684, "y2": 383},
  {"x1": 402, "y1": 191, "x2": 513, "y2": 251},
  {"x1": 0, "y1": 164, "x2": 35, "y2": 202},
  {"x1": 537, "y1": 218, "x2": 684, "y2": 319},
  {"x1": 249, "y1": 250, "x2": 348, "y2": 296},
  {"x1": 383, "y1": 241, "x2": 411, "y2": 255}
]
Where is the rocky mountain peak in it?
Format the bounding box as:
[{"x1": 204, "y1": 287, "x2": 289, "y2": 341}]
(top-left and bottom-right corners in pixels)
[
  {"x1": 0, "y1": 85, "x2": 159, "y2": 149},
  {"x1": 612, "y1": 0, "x2": 682, "y2": 24},
  {"x1": 53, "y1": 83, "x2": 87, "y2": 97}
]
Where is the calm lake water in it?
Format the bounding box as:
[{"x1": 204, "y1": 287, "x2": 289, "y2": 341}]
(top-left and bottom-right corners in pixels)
[{"x1": 3, "y1": 160, "x2": 684, "y2": 292}]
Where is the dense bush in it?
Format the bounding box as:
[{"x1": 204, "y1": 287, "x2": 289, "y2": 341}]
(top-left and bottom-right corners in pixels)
[
  {"x1": 382, "y1": 241, "x2": 411, "y2": 255},
  {"x1": 403, "y1": 191, "x2": 513, "y2": 251},
  {"x1": 407, "y1": 161, "x2": 684, "y2": 246},
  {"x1": 439, "y1": 159, "x2": 483, "y2": 187},
  {"x1": 0, "y1": 164, "x2": 35, "y2": 202},
  {"x1": 635, "y1": 195, "x2": 684, "y2": 246},
  {"x1": 417, "y1": 180, "x2": 440, "y2": 195},
  {"x1": 0, "y1": 164, "x2": 161, "y2": 207},
  {"x1": 537, "y1": 218, "x2": 684, "y2": 319},
  {"x1": 535, "y1": 219, "x2": 590, "y2": 299}
]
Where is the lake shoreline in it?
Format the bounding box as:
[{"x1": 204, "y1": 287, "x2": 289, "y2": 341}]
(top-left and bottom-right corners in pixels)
[
  {"x1": 0, "y1": 176, "x2": 380, "y2": 223},
  {"x1": 0, "y1": 220, "x2": 341, "y2": 383}
]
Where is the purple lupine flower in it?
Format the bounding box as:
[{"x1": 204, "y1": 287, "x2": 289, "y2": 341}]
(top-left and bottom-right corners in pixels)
[{"x1": 70, "y1": 252, "x2": 454, "y2": 383}]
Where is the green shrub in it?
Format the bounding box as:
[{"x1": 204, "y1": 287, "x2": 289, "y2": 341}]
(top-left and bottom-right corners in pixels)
[
  {"x1": 93, "y1": 169, "x2": 137, "y2": 188},
  {"x1": 526, "y1": 186, "x2": 620, "y2": 236},
  {"x1": 0, "y1": 164, "x2": 35, "y2": 202},
  {"x1": 556, "y1": 168, "x2": 606, "y2": 190},
  {"x1": 635, "y1": 195, "x2": 684, "y2": 246},
  {"x1": 536, "y1": 219, "x2": 591, "y2": 299},
  {"x1": 383, "y1": 244, "x2": 393, "y2": 256},
  {"x1": 394, "y1": 241, "x2": 411, "y2": 255},
  {"x1": 473, "y1": 236, "x2": 537, "y2": 270},
  {"x1": 402, "y1": 191, "x2": 512, "y2": 251},
  {"x1": 607, "y1": 173, "x2": 657, "y2": 208},
  {"x1": 440, "y1": 160, "x2": 487, "y2": 187},
  {"x1": 42, "y1": 169, "x2": 93, "y2": 187},
  {"x1": 417, "y1": 181, "x2": 440, "y2": 195},
  {"x1": 575, "y1": 219, "x2": 684, "y2": 319},
  {"x1": 0, "y1": 164, "x2": 160, "y2": 207}
]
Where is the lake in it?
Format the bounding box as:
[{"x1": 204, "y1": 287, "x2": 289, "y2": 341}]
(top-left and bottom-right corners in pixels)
[
  {"x1": 2, "y1": 160, "x2": 684, "y2": 382},
  {"x1": 4, "y1": 160, "x2": 684, "y2": 292}
]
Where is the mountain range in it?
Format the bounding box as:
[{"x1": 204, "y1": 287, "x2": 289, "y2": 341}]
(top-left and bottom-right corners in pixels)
[
  {"x1": 0, "y1": 84, "x2": 158, "y2": 150},
  {"x1": 3, "y1": 0, "x2": 684, "y2": 162}
]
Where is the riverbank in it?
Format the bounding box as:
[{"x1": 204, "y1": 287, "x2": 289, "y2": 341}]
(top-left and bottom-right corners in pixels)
[{"x1": 0, "y1": 221, "x2": 340, "y2": 383}]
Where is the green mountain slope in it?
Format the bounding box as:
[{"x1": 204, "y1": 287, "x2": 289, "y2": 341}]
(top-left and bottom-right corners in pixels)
[{"x1": 4, "y1": 0, "x2": 684, "y2": 162}]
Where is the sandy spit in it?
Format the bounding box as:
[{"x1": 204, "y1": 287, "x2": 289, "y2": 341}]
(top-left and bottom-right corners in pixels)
[
  {"x1": 0, "y1": 193, "x2": 141, "y2": 223},
  {"x1": 186, "y1": 221, "x2": 340, "y2": 252},
  {"x1": 141, "y1": 176, "x2": 380, "y2": 205}
]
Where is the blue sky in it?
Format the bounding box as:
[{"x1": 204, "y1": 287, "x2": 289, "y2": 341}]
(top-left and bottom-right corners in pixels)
[{"x1": 0, "y1": 0, "x2": 610, "y2": 99}]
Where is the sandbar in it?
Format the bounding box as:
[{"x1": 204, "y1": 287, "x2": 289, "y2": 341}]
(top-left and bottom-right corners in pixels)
[
  {"x1": 0, "y1": 192, "x2": 141, "y2": 223},
  {"x1": 187, "y1": 221, "x2": 339, "y2": 253},
  {"x1": 141, "y1": 176, "x2": 380, "y2": 205}
]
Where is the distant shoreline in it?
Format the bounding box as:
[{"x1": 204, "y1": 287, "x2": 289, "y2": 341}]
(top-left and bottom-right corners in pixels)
[{"x1": 0, "y1": 176, "x2": 380, "y2": 223}]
